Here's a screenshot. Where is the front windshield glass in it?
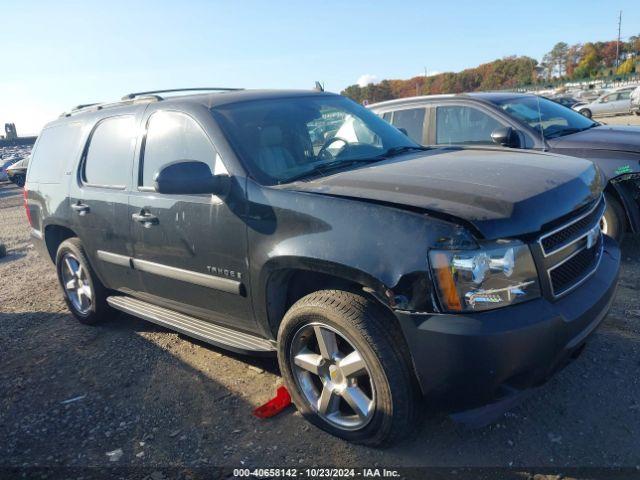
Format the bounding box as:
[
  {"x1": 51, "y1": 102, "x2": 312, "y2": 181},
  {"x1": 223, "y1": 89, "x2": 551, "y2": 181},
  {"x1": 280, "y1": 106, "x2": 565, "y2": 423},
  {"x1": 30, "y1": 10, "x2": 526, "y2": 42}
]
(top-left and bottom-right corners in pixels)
[
  {"x1": 492, "y1": 96, "x2": 597, "y2": 139},
  {"x1": 212, "y1": 95, "x2": 419, "y2": 185}
]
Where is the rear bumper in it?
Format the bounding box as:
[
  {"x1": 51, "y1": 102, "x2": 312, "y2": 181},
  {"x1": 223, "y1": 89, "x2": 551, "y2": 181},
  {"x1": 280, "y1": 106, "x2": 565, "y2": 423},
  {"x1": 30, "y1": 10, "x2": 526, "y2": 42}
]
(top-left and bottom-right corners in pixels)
[{"x1": 394, "y1": 235, "x2": 621, "y2": 408}]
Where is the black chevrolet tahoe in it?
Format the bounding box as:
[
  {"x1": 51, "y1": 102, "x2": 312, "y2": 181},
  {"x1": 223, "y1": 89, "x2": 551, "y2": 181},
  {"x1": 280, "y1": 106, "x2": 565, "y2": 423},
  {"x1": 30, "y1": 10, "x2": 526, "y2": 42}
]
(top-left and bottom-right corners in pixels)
[{"x1": 26, "y1": 88, "x2": 620, "y2": 446}]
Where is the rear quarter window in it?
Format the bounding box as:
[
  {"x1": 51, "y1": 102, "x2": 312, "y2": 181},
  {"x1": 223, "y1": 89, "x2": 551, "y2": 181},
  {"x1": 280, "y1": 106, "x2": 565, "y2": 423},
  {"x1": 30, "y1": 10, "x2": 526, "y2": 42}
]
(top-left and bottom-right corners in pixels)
[{"x1": 27, "y1": 122, "x2": 83, "y2": 184}]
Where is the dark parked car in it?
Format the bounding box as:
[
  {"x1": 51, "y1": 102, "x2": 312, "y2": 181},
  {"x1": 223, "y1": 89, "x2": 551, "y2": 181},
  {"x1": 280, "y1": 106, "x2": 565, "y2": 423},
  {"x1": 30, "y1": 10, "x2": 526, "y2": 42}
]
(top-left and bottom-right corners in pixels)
[
  {"x1": 371, "y1": 92, "x2": 640, "y2": 240},
  {"x1": 0, "y1": 155, "x2": 22, "y2": 182},
  {"x1": 6, "y1": 155, "x2": 29, "y2": 187},
  {"x1": 26, "y1": 88, "x2": 619, "y2": 446},
  {"x1": 550, "y1": 95, "x2": 581, "y2": 109}
]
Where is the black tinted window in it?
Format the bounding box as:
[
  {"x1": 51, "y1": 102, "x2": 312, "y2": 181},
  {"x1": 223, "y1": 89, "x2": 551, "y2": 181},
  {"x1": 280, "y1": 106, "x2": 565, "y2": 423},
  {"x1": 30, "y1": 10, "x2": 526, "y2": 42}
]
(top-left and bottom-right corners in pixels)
[
  {"x1": 142, "y1": 111, "x2": 215, "y2": 187},
  {"x1": 391, "y1": 108, "x2": 425, "y2": 142},
  {"x1": 28, "y1": 123, "x2": 83, "y2": 184},
  {"x1": 84, "y1": 116, "x2": 136, "y2": 187},
  {"x1": 382, "y1": 112, "x2": 392, "y2": 122},
  {"x1": 436, "y1": 106, "x2": 501, "y2": 145}
]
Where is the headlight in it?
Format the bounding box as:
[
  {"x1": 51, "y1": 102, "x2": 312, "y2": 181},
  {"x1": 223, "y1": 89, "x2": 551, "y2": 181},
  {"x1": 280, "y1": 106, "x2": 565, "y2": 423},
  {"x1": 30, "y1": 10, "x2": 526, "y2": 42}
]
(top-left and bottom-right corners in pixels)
[{"x1": 429, "y1": 240, "x2": 540, "y2": 312}]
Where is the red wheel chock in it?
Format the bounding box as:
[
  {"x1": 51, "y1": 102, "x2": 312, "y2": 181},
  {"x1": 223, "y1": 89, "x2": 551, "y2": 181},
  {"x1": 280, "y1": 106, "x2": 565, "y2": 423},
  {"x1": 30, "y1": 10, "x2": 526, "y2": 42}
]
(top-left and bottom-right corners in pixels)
[{"x1": 253, "y1": 386, "x2": 292, "y2": 418}]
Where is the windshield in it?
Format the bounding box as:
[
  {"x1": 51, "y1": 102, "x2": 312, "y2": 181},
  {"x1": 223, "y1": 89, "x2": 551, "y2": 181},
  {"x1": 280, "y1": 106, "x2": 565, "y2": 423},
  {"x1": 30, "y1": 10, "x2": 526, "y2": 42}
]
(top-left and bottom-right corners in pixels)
[
  {"x1": 212, "y1": 95, "x2": 419, "y2": 185},
  {"x1": 492, "y1": 96, "x2": 597, "y2": 139}
]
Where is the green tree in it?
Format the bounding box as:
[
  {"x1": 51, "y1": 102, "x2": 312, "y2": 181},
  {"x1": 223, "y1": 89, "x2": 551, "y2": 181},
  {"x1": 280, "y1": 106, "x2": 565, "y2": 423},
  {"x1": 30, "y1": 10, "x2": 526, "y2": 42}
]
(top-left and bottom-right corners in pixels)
[
  {"x1": 549, "y1": 42, "x2": 569, "y2": 76},
  {"x1": 617, "y1": 57, "x2": 635, "y2": 75}
]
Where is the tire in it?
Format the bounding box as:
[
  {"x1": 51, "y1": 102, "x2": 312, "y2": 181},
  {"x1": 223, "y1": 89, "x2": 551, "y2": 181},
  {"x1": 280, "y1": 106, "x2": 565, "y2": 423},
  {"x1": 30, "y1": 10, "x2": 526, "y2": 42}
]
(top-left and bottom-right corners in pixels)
[
  {"x1": 580, "y1": 108, "x2": 592, "y2": 119},
  {"x1": 277, "y1": 290, "x2": 421, "y2": 446},
  {"x1": 601, "y1": 192, "x2": 626, "y2": 242},
  {"x1": 14, "y1": 175, "x2": 25, "y2": 188},
  {"x1": 55, "y1": 237, "x2": 110, "y2": 324}
]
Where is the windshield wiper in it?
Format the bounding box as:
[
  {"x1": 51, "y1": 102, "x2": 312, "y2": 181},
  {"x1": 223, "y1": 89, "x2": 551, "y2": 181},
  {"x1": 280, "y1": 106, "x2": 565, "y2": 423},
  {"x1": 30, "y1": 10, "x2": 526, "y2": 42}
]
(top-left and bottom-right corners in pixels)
[
  {"x1": 279, "y1": 158, "x2": 380, "y2": 184},
  {"x1": 375, "y1": 145, "x2": 431, "y2": 158},
  {"x1": 278, "y1": 146, "x2": 430, "y2": 184},
  {"x1": 547, "y1": 124, "x2": 598, "y2": 139}
]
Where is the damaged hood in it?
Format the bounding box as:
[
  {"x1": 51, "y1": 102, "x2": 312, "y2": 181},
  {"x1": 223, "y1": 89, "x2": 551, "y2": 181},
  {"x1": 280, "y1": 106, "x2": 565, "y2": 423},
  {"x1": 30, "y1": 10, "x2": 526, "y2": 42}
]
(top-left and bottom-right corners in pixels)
[
  {"x1": 284, "y1": 148, "x2": 601, "y2": 239},
  {"x1": 547, "y1": 125, "x2": 640, "y2": 154}
]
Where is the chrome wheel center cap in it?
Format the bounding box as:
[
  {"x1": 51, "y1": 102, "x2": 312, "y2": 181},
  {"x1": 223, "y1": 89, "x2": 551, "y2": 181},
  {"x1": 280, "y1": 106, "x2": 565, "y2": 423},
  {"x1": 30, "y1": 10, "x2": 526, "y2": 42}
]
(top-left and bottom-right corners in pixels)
[{"x1": 328, "y1": 364, "x2": 346, "y2": 391}]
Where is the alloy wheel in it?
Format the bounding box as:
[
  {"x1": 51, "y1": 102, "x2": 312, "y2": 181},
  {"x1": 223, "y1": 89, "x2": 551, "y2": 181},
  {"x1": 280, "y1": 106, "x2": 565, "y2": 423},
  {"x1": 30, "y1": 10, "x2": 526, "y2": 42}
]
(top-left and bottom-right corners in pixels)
[
  {"x1": 61, "y1": 253, "x2": 93, "y2": 315},
  {"x1": 290, "y1": 322, "x2": 375, "y2": 431}
]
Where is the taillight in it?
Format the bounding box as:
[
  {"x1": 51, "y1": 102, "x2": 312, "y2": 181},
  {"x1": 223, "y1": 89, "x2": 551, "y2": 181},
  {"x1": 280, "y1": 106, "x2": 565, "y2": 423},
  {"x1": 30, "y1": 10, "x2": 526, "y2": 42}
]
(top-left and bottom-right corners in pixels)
[{"x1": 23, "y1": 187, "x2": 32, "y2": 226}]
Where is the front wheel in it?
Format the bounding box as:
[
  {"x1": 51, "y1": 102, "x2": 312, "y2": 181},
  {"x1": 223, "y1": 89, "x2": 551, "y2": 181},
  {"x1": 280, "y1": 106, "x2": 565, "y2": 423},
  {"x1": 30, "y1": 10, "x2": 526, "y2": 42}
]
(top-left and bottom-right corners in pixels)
[
  {"x1": 601, "y1": 193, "x2": 626, "y2": 242},
  {"x1": 579, "y1": 108, "x2": 592, "y2": 119},
  {"x1": 277, "y1": 290, "x2": 421, "y2": 446}
]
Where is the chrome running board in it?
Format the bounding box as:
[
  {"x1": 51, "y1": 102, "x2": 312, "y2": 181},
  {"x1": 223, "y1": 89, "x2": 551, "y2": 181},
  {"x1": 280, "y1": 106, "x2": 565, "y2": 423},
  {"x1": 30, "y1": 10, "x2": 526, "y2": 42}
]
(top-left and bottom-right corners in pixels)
[{"x1": 107, "y1": 296, "x2": 276, "y2": 354}]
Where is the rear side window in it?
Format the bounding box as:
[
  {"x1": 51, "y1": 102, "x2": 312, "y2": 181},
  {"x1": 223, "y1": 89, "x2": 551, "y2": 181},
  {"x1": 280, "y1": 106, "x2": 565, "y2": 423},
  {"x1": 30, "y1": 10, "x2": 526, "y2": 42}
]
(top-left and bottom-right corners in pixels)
[
  {"x1": 436, "y1": 105, "x2": 501, "y2": 145},
  {"x1": 391, "y1": 108, "x2": 425, "y2": 143},
  {"x1": 83, "y1": 116, "x2": 137, "y2": 187},
  {"x1": 141, "y1": 111, "x2": 216, "y2": 188},
  {"x1": 28, "y1": 122, "x2": 83, "y2": 184}
]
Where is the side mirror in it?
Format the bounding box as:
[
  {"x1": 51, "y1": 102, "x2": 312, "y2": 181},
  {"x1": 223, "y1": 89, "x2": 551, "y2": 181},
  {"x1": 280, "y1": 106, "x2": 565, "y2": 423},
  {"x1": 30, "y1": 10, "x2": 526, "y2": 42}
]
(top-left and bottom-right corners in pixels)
[
  {"x1": 154, "y1": 160, "x2": 227, "y2": 195},
  {"x1": 490, "y1": 126, "x2": 520, "y2": 148}
]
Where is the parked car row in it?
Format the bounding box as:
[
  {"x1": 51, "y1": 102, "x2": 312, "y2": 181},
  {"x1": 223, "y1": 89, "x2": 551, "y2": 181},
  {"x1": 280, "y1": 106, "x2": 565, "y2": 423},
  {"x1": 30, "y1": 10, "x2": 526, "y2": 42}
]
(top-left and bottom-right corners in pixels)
[
  {"x1": 6, "y1": 156, "x2": 30, "y2": 187},
  {"x1": 0, "y1": 145, "x2": 33, "y2": 186},
  {"x1": 370, "y1": 92, "x2": 640, "y2": 241},
  {"x1": 571, "y1": 85, "x2": 638, "y2": 118},
  {"x1": 25, "y1": 87, "x2": 624, "y2": 446}
]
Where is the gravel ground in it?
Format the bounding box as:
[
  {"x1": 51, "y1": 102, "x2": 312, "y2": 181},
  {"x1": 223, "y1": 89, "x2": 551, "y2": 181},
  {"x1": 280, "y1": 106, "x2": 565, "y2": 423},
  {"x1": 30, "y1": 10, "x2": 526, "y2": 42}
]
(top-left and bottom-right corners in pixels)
[
  {"x1": 1, "y1": 180, "x2": 639, "y2": 472},
  {"x1": 595, "y1": 113, "x2": 640, "y2": 125}
]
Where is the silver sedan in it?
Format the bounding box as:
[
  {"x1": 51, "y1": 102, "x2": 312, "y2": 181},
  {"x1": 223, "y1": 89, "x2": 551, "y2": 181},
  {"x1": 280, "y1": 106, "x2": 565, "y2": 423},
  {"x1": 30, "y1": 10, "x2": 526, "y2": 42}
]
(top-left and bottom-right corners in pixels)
[{"x1": 573, "y1": 87, "x2": 635, "y2": 118}]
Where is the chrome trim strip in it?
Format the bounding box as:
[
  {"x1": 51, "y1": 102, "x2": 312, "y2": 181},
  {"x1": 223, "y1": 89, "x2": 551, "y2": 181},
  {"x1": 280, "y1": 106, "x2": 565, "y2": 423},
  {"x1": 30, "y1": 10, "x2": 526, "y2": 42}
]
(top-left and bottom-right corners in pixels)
[
  {"x1": 132, "y1": 258, "x2": 241, "y2": 295},
  {"x1": 547, "y1": 237, "x2": 604, "y2": 299},
  {"x1": 97, "y1": 250, "x2": 131, "y2": 267},
  {"x1": 538, "y1": 196, "x2": 605, "y2": 258}
]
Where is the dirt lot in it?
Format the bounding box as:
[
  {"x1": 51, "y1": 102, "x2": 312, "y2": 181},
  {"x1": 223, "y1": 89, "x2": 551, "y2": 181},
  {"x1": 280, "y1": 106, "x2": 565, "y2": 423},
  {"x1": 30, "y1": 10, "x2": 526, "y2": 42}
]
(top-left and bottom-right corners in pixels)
[
  {"x1": 1, "y1": 180, "x2": 639, "y2": 472},
  {"x1": 595, "y1": 113, "x2": 640, "y2": 126}
]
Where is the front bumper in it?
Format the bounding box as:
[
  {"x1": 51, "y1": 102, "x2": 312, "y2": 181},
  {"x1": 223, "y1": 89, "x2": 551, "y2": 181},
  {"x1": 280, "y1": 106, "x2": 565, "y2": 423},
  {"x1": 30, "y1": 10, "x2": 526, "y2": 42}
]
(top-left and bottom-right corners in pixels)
[{"x1": 394, "y1": 235, "x2": 621, "y2": 408}]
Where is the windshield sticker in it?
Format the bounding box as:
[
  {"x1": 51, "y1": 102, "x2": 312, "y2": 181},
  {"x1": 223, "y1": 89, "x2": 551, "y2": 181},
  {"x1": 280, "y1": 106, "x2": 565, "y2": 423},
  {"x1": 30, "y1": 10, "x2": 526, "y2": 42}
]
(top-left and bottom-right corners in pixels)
[{"x1": 615, "y1": 165, "x2": 633, "y2": 175}]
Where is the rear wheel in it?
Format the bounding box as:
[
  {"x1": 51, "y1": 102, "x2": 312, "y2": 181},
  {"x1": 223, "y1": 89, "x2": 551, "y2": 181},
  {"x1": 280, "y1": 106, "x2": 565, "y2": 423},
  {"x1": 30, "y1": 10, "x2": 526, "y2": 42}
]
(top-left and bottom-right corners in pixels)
[
  {"x1": 56, "y1": 238, "x2": 110, "y2": 324},
  {"x1": 579, "y1": 108, "x2": 592, "y2": 119},
  {"x1": 601, "y1": 193, "x2": 626, "y2": 242},
  {"x1": 277, "y1": 290, "x2": 421, "y2": 446}
]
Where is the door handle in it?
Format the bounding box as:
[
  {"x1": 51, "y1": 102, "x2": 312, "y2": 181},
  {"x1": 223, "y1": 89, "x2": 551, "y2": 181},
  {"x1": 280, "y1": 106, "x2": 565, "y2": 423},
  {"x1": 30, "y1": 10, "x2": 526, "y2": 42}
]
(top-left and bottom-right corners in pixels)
[
  {"x1": 71, "y1": 202, "x2": 90, "y2": 215},
  {"x1": 132, "y1": 211, "x2": 159, "y2": 227}
]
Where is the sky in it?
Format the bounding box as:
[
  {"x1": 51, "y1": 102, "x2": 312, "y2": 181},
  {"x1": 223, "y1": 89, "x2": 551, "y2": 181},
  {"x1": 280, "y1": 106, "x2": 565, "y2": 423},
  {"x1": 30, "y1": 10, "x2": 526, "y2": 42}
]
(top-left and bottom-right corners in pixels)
[{"x1": 1, "y1": 0, "x2": 639, "y2": 136}]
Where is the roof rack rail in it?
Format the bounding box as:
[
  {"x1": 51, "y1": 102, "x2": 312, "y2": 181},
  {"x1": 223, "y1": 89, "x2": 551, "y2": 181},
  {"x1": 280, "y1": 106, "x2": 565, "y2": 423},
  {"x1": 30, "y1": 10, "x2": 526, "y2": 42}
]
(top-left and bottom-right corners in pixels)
[
  {"x1": 72, "y1": 103, "x2": 100, "y2": 111},
  {"x1": 121, "y1": 87, "x2": 243, "y2": 101},
  {"x1": 60, "y1": 95, "x2": 161, "y2": 118}
]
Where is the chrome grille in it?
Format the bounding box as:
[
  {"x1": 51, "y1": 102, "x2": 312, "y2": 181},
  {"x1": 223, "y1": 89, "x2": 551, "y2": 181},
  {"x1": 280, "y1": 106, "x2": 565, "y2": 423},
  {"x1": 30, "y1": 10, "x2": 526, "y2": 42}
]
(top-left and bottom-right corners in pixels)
[
  {"x1": 539, "y1": 197, "x2": 606, "y2": 256},
  {"x1": 538, "y1": 195, "x2": 605, "y2": 298},
  {"x1": 549, "y1": 234, "x2": 603, "y2": 296}
]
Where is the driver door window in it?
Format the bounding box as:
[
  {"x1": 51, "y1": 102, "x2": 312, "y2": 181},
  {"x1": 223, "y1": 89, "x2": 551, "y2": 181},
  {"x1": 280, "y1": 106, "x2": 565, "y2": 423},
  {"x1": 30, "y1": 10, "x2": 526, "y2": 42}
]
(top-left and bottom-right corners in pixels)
[
  {"x1": 435, "y1": 105, "x2": 501, "y2": 145},
  {"x1": 141, "y1": 111, "x2": 221, "y2": 189}
]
